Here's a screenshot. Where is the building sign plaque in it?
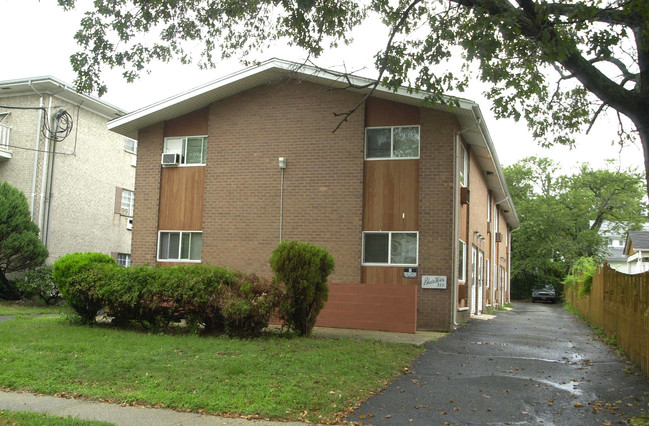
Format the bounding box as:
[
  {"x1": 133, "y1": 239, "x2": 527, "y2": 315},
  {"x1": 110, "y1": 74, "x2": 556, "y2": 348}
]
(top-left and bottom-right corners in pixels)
[{"x1": 422, "y1": 275, "x2": 447, "y2": 289}]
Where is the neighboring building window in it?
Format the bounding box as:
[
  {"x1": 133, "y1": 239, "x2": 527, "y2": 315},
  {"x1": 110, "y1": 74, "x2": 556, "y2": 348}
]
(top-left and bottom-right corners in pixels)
[
  {"x1": 365, "y1": 126, "x2": 419, "y2": 159},
  {"x1": 164, "y1": 136, "x2": 207, "y2": 165},
  {"x1": 459, "y1": 144, "x2": 469, "y2": 187},
  {"x1": 121, "y1": 189, "x2": 134, "y2": 216},
  {"x1": 117, "y1": 253, "x2": 131, "y2": 267},
  {"x1": 362, "y1": 231, "x2": 418, "y2": 265},
  {"x1": 158, "y1": 231, "x2": 202, "y2": 262},
  {"x1": 124, "y1": 137, "x2": 137, "y2": 154},
  {"x1": 458, "y1": 240, "x2": 466, "y2": 282}
]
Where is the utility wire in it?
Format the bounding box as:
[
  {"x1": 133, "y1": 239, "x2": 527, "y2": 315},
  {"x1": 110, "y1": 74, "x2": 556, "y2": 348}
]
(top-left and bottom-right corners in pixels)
[{"x1": 0, "y1": 104, "x2": 73, "y2": 143}]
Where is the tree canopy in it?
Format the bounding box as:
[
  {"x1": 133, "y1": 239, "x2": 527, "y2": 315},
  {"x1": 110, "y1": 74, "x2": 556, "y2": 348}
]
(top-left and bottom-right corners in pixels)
[
  {"x1": 57, "y1": 0, "x2": 649, "y2": 185},
  {"x1": 0, "y1": 182, "x2": 48, "y2": 300},
  {"x1": 504, "y1": 158, "x2": 647, "y2": 299}
]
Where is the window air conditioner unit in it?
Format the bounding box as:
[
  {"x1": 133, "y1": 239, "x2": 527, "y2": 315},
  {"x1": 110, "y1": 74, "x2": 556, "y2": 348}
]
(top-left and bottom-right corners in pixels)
[
  {"x1": 120, "y1": 207, "x2": 131, "y2": 216},
  {"x1": 161, "y1": 153, "x2": 180, "y2": 165},
  {"x1": 127, "y1": 218, "x2": 133, "y2": 230},
  {"x1": 460, "y1": 186, "x2": 470, "y2": 205},
  {"x1": 495, "y1": 232, "x2": 502, "y2": 242}
]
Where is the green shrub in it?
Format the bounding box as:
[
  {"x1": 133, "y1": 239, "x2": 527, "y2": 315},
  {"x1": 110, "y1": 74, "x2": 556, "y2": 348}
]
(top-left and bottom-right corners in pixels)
[
  {"x1": 164, "y1": 265, "x2": 238, "y2": 331},
  {"x1": 53, "y1": 252, "x2": 116, "y2": 321},
  {"x1": 562, "y1": 256, "x2": 596, "y2": 298},
  {"x1": 16, "y1": 265, "x2": 60, "y2": 305},
  {"x1": 270, "y1": 240, "x2": 335, "y2": 336},
  {"x1": 220, "y1": 273, "x2": 280, "y2": 337}
]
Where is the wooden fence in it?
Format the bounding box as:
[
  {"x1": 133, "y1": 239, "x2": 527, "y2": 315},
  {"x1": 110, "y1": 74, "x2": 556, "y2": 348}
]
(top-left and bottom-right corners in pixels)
[{"x1": 564, "y1": 263, "x2": 649, "y2": 378}]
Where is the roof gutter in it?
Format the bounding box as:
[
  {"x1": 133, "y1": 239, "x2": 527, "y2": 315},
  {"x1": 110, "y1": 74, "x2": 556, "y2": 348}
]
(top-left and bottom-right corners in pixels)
[{"x1": 470, "y1": 105, "x2": 520, "y2": 230}]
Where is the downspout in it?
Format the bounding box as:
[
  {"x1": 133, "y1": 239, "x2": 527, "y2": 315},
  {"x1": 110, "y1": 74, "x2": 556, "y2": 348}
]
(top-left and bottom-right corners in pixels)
[
  {"x1": 38, "y1": 96, "x2": 53, "y2": 239},
  {"x1": 28, "y1": 81, "x2": 44, "y2": 220},
  {"x1": 451, "y1": 132, "x2": 460, "y2": 327},
  {"x1": 278, "y1": 157, "x2": 287, "y2": 243}
]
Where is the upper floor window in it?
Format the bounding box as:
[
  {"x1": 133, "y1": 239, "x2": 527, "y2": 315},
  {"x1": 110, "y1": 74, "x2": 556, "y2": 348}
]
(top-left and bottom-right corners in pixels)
[
  {"x1": 121, "y1": 189, "x2": 134, "y2": 216},
  {"x1": 487, "y1": 192, "x2": 492, "y2": 222},
  {"x1": 124, "y1": 137, "x2": 137, "y2": 154},
  {"x1": 365, "y1": 126, "x2": 419, "y2": 159},
  {"x1": 459, "y1": 144, "x2": 469, "y2": 187},
  {"x1": 164, "y1": 136, "x2": 207, "y2": 165}
]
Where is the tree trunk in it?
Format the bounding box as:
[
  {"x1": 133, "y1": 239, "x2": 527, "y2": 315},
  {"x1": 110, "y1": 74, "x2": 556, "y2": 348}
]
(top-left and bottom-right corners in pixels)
[
  {"x1": 0, "y1": 270, "x2": 21, "y2": 300},
  {"x1": 638, "y1": 120, "x2": 649, "y2": 201}
]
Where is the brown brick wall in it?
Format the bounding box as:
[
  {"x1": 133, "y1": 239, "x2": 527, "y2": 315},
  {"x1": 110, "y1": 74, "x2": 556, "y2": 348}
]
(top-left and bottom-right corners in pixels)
[
  {"x1": 132, "y1": 123, "x2": 164, "y2": 265},
  {"x1": 417, "y1": 108, "x2": 459, "y2": 331},
  {"x1": 203, "y1": 79, "x2": 365, "y2": 282}
]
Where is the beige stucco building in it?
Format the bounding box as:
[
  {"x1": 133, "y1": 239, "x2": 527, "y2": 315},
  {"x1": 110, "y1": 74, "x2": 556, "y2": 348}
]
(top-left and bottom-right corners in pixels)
[{"x1": 0, "y1": 76, "x2": 135, "y2": 265}]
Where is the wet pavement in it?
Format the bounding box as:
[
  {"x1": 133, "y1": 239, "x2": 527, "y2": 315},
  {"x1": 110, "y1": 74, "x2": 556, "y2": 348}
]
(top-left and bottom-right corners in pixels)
[{"x1": 348, "y1": 302, "x2": 649, "y2": 425}]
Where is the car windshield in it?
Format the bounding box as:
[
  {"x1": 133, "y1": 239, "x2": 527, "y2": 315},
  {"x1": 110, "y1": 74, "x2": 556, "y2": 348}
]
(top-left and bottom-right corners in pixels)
[{"x1": 534, "y1": 286, "x2": 555, "y2": 292}]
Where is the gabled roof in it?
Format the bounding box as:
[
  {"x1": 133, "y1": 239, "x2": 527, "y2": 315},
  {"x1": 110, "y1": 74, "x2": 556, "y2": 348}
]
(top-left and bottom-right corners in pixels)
[
  {"x1": 107, "y1": 58, "x2": 519, "y2": 229},
  {"x1": 0, "y1": 76, "x2": 125, "y2": 120},
  {"x1": 624, "y1": 231, "x2": 649, "y2": 255}
]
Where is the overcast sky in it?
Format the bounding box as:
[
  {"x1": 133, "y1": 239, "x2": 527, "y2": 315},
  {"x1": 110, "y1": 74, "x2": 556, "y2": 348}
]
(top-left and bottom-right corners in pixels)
[{"x1": 2, "y1": 0, "x2": 645, "y2": 174}]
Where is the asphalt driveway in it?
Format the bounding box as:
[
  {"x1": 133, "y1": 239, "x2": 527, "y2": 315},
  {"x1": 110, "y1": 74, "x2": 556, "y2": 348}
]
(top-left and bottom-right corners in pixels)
[{"x1": 348, "y1": 302, "x2": 649, "y2": 425}]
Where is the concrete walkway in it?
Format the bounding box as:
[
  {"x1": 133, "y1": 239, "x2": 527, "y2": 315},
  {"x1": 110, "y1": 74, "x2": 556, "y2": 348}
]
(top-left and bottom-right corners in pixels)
[{"x1": 0, "y1": 322, "x2": 444, "y2": 425}]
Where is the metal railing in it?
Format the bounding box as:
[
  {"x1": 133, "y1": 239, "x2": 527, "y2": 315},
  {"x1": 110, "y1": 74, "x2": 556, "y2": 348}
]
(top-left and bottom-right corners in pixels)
[{"x1": 0, "y1": 124, "x2": 9, "y2": 150}]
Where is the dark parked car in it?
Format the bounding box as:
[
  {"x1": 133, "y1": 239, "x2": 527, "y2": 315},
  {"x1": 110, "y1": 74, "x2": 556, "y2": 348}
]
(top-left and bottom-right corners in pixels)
[{"x1": 532, "y1": 285, "x2": 557, "y2": 303}]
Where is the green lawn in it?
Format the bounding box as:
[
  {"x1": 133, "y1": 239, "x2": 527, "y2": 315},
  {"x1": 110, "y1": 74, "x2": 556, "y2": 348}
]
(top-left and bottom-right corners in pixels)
[
  {"x1": 0, "y1": 317, "x2": 423, "y2": 422},
  {"x1": 0, "y1": 410, "x2": 112, "y2": 425},
  {"x1": 0, "y1": 301, "x2": 68, "y2": 316}
]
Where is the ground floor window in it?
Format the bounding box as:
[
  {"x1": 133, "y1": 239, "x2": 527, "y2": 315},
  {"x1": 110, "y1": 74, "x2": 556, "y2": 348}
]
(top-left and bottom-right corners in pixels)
[
  {"x1": 117, "y1": 253, "x2": 131, "y2": 267},
  {"x1": 362, "y1": 231, "x2": 418, "y2": 266},
  {"x1": 458, "y1": 240, "x2": 466, "y2": 282},
  {"x1": 157, "y1": 231, "x2": 202, "y2": 262}
]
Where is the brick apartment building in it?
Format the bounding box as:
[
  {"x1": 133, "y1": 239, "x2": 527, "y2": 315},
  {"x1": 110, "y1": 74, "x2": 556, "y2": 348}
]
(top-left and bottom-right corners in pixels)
[
  {"x1": 108, "y1": 59, "x2": 519, "y2": 332},
  {"x1": 0, "y1": 76, "x2": 135, "y2": 266}
]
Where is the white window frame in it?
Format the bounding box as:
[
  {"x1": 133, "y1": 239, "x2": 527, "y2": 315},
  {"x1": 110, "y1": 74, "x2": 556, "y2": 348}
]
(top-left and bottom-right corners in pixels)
[
  {"x1": 364, "y1": 125, "x2": 420, "y2": 160},
  {"x1": 157, "y1": 230, "x2": 203, "y2": 262},
  {"x1": 120, "y1": 189, "x2": 134, "y2": 217},
  {"x1": 362, "y1": 231, "x2": 419, "y2": 266},
  {"x1": 495, "y1": 206, "x2": 500, "y2": 233},
  {"x1": 117, "y1": 253, "x2": 131, "y2": 267},
  {"x1": 458, "y1": 239, "x2": 466, "y2": 282},
  {"x1": 124, "y1": 137, "x2": 137, "y2": 154},
  {"x1": 487, "y1": 192, "x2": 491, "y2": 222},
  {"x1": 163, "y1": 136, "x2": 207, "y2": 166},
  {"x1": 459, "y1": 144, "x2": 469, "y2": 187},
  {"x1": 486, "y1": 258, "x2": 490, "y2": 288}
]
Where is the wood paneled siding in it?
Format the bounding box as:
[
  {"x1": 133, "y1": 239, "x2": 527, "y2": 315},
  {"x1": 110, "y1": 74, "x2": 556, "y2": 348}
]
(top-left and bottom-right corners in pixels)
[
  {"x1": 362, "y1": 98, "x2": 420, "y2": 286},
  {"x1": 158, "y1": 167, "x2": 205, "y2": 230},
  {"x1": 164, "y1": 108, "x2": 209, "y2": 138},
  {"x1": 362, "y1": 160, "x2": 419, "y2": 231}
]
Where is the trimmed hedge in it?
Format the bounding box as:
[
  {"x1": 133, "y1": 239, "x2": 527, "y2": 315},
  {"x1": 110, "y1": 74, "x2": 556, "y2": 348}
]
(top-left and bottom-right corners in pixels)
[
  {"x1": 53, "y1": 256, "x2": 280, "y2": 336},
  {"x1": 270, "y1": 240, "x2": 335, "y2": 336},
  {"x1": 53, "y1": 253, "x2": 116, "y2": 322}
]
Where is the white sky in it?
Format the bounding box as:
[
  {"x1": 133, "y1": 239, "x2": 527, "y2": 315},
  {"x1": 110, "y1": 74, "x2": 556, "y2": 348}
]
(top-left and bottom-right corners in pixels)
[{"x1": 2, "y1": 0, "x2": 645, "y2": 174}]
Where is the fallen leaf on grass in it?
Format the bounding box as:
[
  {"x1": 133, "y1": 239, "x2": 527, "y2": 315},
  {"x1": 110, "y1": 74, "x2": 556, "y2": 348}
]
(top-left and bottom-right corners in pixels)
[{"x1": 574, "y1": 402, "x2": 583, "y2": 408}]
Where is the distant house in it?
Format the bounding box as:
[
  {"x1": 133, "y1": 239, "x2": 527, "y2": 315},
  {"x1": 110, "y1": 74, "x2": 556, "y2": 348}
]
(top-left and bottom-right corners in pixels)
[
  {"x1": 624, "y1": 231, "x2": 649, "y2": 274},
  {"x1": 0, "y1": 76, "x2": 135, "y2": 265},
  {"x1": 600, "y1": 224, "x2": 631, "y2": 271},
  {"x1": 106, "y1": 59, "x2": 519, "y2": 332}
]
